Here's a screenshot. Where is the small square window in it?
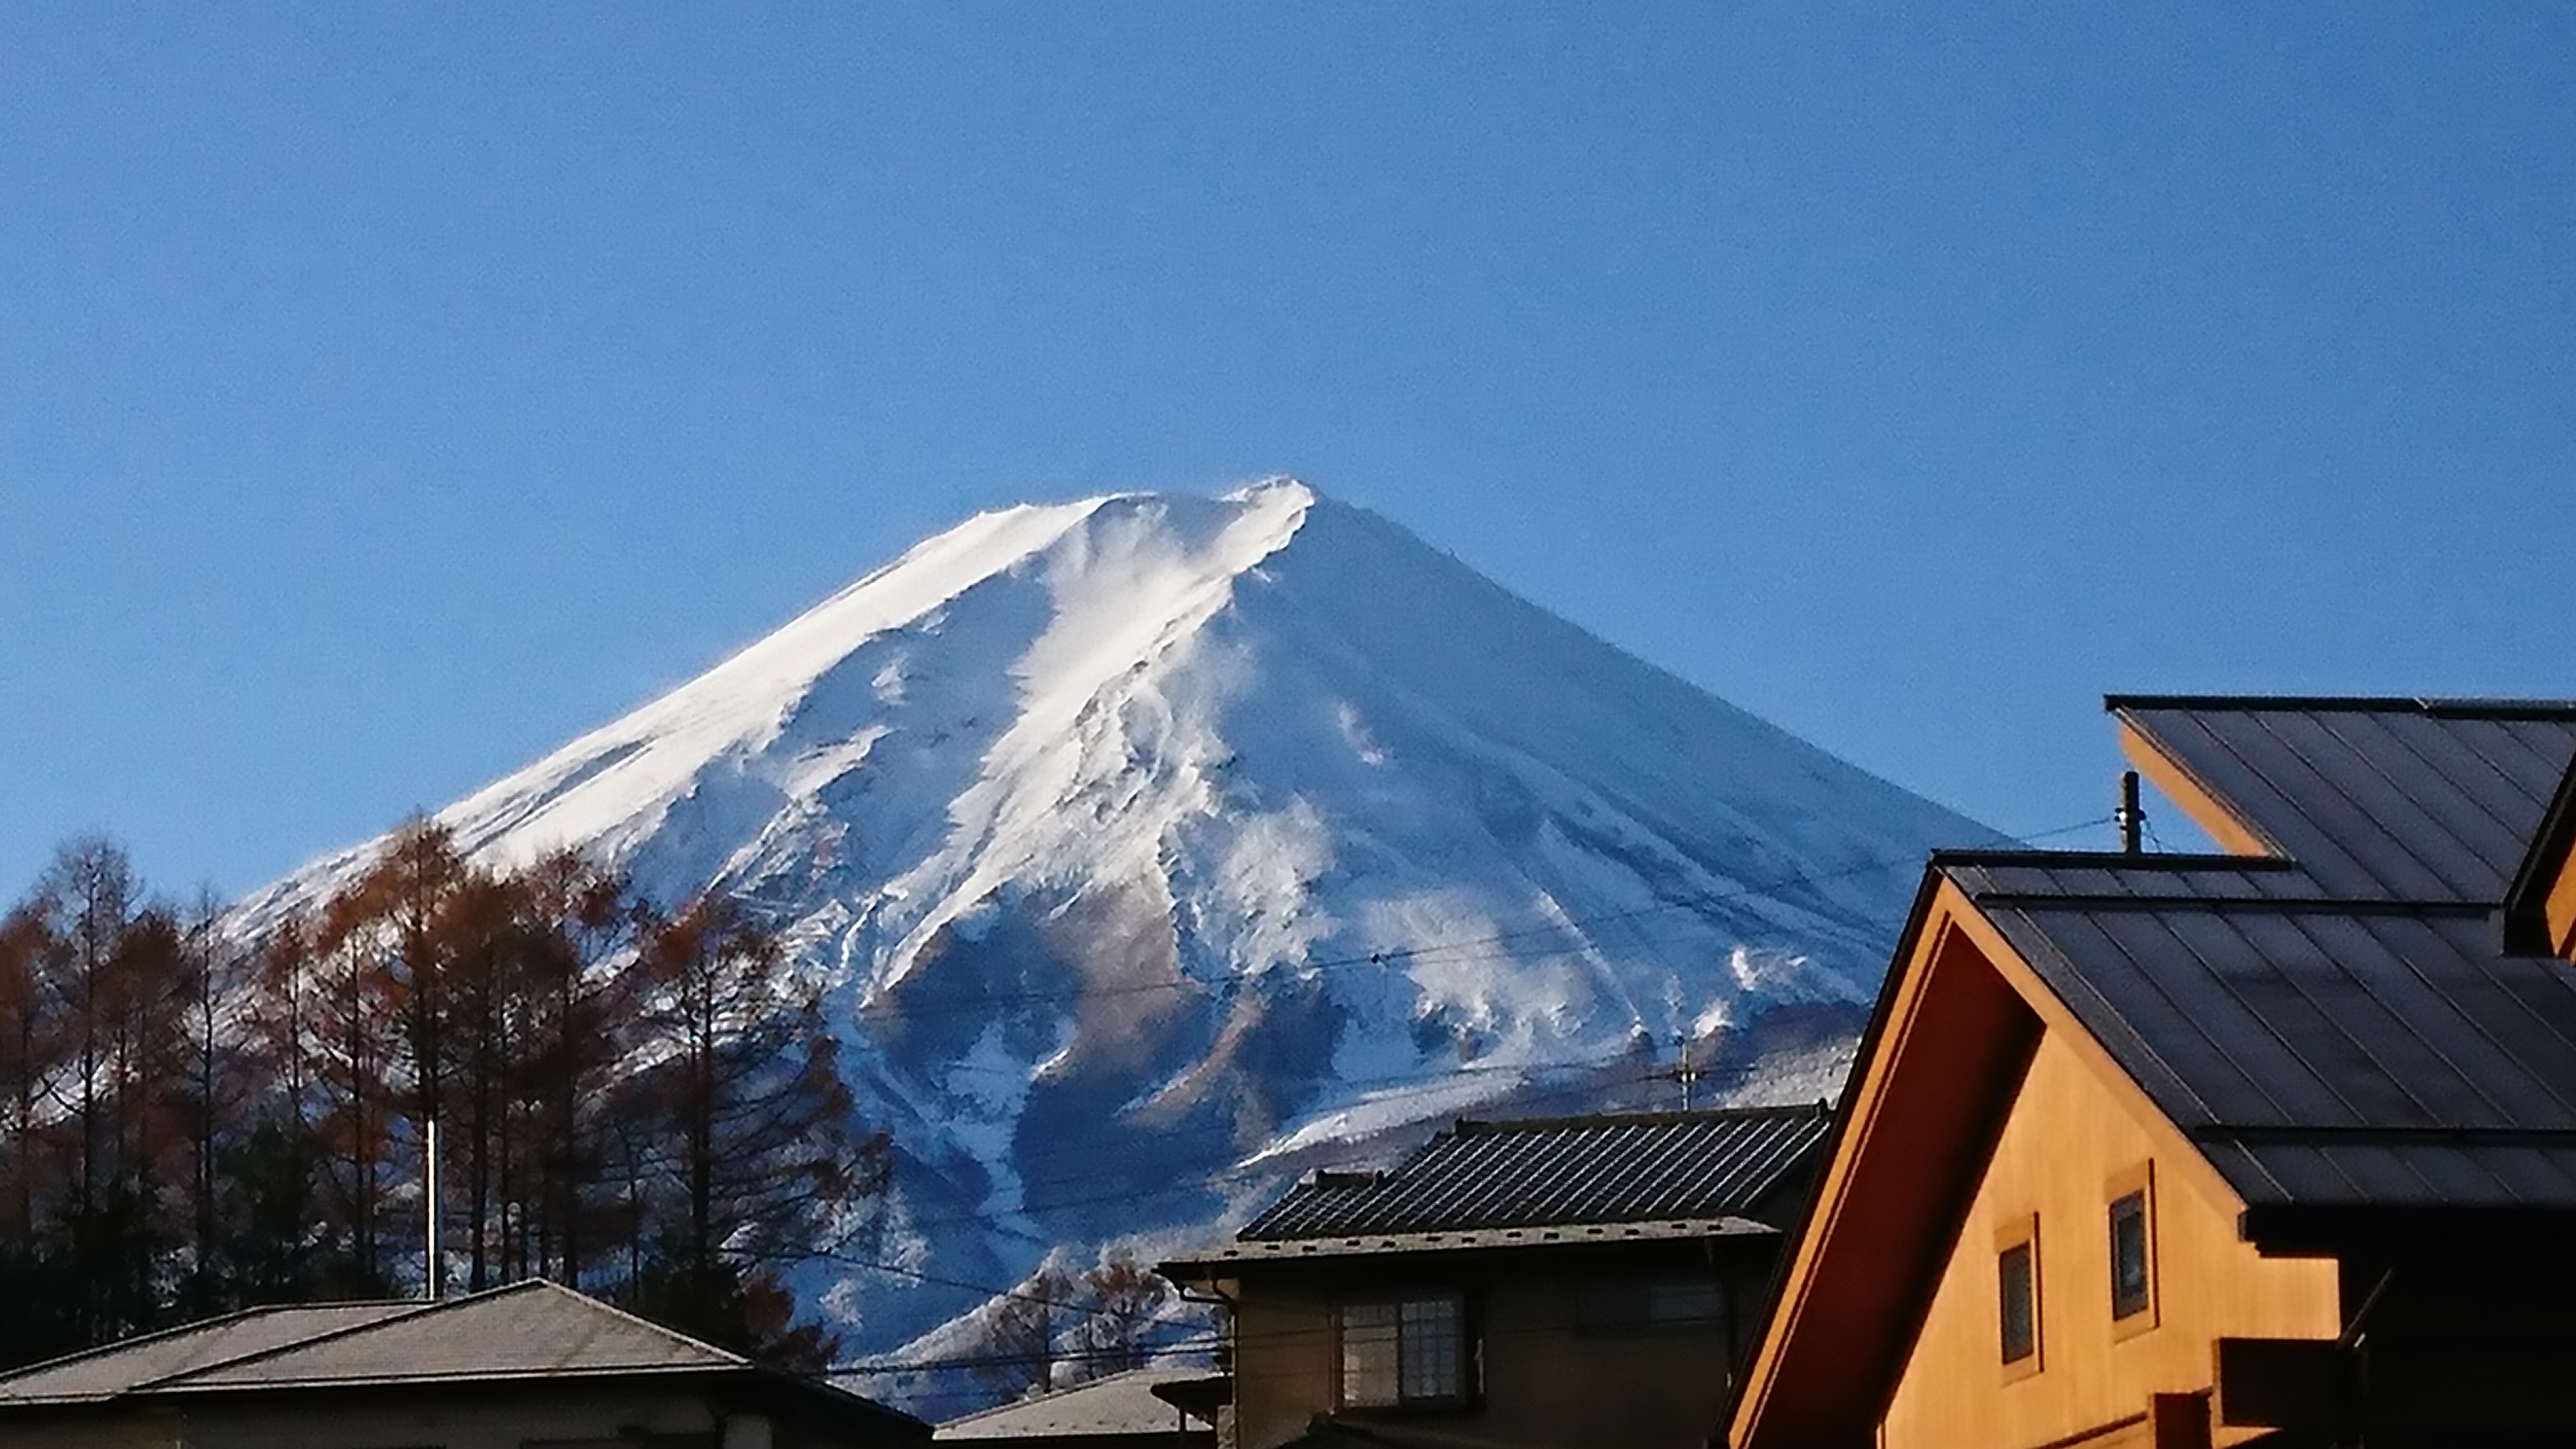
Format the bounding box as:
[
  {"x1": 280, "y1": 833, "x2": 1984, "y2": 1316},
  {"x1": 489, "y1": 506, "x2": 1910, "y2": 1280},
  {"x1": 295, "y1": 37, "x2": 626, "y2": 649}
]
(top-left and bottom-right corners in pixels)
[
  {"x1": 1998, "y1": 1240, "x2": 2037, "y2": 1365},
  {"x1": 2110, "y1": 1190, "x2": 2150, "y2": 1320}
]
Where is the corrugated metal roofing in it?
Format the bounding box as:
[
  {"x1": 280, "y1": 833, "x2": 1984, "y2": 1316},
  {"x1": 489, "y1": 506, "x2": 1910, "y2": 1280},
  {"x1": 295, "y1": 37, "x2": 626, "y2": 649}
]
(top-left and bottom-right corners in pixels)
[
  {"x1": 1238, "y1": 1106, "x2": 1829, "y2": 1241},
  {"x1": 1951, "y1": 697, "x2": 2576, "y2": 1216},
  {"x1": 1175, "y1": 1214, "x2": 1777, "y2": 1273}
]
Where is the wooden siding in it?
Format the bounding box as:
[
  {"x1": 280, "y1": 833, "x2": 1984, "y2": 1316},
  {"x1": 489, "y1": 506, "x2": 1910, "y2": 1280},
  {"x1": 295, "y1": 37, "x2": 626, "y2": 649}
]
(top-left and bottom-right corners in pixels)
[{"x1": 1880, "y1": 1030, "x2": 2338, "y2": 1449}]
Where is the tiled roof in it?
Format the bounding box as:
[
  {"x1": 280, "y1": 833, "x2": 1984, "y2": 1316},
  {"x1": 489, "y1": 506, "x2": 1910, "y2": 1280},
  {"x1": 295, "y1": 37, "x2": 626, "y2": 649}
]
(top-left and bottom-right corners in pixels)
[
  {"x1": 1239, "y1": 1105, "x2": 1830, "y2": 1241},
  {"x1": 1953, "y1": 697, "x2": 2576, "y2": 1217},
  {"x1": 935, "y1": 1367, "x2": 1214, "y2": 1440}
]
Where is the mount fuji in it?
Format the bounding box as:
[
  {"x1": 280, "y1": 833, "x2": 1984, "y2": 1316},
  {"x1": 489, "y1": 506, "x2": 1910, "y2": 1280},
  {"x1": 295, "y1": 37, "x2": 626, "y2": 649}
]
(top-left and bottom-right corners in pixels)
[{"x1": 238, "y1": 478, "x2": 1998, "y2": 1389}]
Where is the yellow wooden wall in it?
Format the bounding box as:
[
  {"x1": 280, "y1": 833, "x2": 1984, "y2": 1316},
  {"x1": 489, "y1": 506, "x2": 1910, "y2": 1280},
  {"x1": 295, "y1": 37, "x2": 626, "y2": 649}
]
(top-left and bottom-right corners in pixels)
[{"x1": 1879, "y1": 1029, "x2": 2339, "y2": 1449}]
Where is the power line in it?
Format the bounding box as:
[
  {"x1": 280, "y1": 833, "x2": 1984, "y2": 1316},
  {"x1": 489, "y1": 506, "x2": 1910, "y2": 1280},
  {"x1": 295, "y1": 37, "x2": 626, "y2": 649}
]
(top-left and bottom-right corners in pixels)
[
  {"x1": 836, "y1": 820, "x2": 2112, "y2": 1241},
  {"x1": 835, "y1": 814, "x2": 2112, "y2": 1028}
]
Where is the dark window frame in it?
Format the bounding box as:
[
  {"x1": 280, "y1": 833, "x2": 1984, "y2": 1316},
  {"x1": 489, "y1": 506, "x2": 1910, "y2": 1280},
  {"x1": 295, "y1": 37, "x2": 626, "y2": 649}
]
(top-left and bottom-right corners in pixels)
[
  {"x1": 1996, "y1": 1212, "x2": 2042, "y2": 1380},
  {"x1": 1335, "y1": 1289, "x2": 1475, "y2": 1411},
  {"x1": 2107, "y1": 1161, "x2": 2158, "y2": 1337}
]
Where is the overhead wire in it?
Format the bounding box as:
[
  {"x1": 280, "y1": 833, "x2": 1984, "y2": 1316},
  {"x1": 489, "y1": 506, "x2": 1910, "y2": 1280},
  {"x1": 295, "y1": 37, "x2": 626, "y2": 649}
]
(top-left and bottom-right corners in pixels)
[
  {"x1": 784, "y1": 813, "x2": 2118, "y2": 1381},
  {"x1": 836, "y1": 814, "x2": 2114, "y2": 1027}
]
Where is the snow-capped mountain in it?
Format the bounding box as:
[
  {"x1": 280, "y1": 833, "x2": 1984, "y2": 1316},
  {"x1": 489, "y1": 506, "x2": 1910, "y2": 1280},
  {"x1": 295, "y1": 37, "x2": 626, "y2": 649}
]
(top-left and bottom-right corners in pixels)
[{"x1": 241, "y1": 478, "x2": 1996, "y2": 1381}]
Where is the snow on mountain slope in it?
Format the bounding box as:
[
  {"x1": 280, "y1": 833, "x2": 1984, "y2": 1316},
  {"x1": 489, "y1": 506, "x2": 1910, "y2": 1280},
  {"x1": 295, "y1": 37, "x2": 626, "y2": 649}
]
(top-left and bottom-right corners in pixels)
[{"x1": 239, "y1": 478, "x2": 2000, "y2": 1387}]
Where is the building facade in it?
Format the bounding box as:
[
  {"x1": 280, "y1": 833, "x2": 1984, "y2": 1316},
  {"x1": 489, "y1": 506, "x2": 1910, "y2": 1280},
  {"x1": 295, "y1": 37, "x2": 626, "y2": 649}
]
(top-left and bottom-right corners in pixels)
[
  {"x1": 1166, "y1": 1106, "x2": 1827, "y2": 1449},
  {"x1": 1729, "y1": 696, "x2": 2576, "y2": 1449}
]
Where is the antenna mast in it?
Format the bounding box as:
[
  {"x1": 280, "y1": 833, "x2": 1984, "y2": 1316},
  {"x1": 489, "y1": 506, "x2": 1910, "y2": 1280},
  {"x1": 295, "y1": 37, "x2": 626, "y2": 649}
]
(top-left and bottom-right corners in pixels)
[
  {"x1": 1667, "y1": 1033, "x2": 1705, "y2": 1112},
  {"x1": 425, "y1": 1117, "x2": 441, "y2": 1301}
]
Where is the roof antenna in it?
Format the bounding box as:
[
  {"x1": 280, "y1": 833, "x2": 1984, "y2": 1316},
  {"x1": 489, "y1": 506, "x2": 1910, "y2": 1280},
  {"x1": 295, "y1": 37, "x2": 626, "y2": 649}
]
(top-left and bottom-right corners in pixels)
[
  {"x1": 1667, "y1": 1032, "x2": 1705, "y2": 1112},
  {"x1": 2116, "y1": 770, "x2": 2145, "y2": 855},
  {"x1": 425, "y1": 1116, "x2": 441, "y2": 1301}
]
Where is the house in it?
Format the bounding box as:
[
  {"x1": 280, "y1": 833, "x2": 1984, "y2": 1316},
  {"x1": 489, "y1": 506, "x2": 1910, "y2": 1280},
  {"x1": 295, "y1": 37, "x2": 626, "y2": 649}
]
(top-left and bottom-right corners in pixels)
[
  {"x1": 1162, "y1": 1105, "x2": 1831, "y2": 1449},
  {"x1": 1727, "y1": 695, "x2": 2576, "y2": 1449},
  {"x1": 932, "y1": 1366, "x2": 1219, "y2": 1447},
  {"x1": 0, "y1": 1277, "x2": 928, "y2": 1449}
]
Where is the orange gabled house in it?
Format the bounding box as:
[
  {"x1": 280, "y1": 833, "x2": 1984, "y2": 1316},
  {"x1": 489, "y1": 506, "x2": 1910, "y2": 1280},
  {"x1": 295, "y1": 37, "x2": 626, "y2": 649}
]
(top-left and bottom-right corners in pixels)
[{"x1": 1727, "y1": 696, "x2": 2576, "y2": 1449}]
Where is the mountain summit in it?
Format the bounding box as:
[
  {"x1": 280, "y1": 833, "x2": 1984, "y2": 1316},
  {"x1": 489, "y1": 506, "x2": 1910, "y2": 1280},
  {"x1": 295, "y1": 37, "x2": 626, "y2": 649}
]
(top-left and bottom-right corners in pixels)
[{"x1": 244, "y1": 478, "x2": 1994, "y2": 1364}]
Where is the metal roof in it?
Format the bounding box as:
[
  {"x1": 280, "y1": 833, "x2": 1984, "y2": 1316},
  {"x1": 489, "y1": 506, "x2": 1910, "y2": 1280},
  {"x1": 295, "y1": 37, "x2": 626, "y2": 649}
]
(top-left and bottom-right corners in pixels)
[
  {"x1": 2108, "y1": 696, "x2": 2576, "y2": 902},
  {"x1": 1170, "y1": 1215, "x2": 1778, "y2": 1274},
  {"x1": 1238, "y1": 1105, "x2": 1830, "y2": 1241},
  {"x1": 1953, "y1": 697, "x2": 2576, "y2": 1219}
]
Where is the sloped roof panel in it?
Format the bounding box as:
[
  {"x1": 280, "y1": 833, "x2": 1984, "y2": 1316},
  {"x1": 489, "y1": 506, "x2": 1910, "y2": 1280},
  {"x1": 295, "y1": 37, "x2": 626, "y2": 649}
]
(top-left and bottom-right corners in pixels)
[
  {"x1": 1239, "y1": 1106, "x2": 1829, "y2": 1240},
  {"x1": 2110, "y1": 698, "x2": 2576, "y2": 903},
  {"x1": 936, "y1": 1366, "x2": 1210, "y2": 1440},
  {"x1": 0, "y1": 1303, "x2": 419, "y2": 1403},
  {"x1": 1990, "y1": 896, "x2": 2576, "y2": 1210},
  {"x1": 160, "y1": 1280, "x2": 743, "y2": 1389}
]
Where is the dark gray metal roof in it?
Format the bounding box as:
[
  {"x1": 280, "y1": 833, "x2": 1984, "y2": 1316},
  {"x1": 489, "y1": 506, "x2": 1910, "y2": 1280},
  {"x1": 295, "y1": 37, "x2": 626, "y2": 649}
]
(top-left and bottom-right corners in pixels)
[
  {"x1": 2108, "y1": 696, "x2": 2576, "y2": 902},
  {"x1": 1238, "y1": 1106, "x2": 1830, "y2": 1241},
  {"x1": 1951, "y1": 698, "x2": 2576, "y2": 1221}
]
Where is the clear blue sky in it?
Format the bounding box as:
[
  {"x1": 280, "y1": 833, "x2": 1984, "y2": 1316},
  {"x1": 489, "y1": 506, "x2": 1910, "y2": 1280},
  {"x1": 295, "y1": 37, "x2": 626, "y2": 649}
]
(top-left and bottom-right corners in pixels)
[{"x1": 4, "y1": 4, "x2": 2570, "y2": 899}]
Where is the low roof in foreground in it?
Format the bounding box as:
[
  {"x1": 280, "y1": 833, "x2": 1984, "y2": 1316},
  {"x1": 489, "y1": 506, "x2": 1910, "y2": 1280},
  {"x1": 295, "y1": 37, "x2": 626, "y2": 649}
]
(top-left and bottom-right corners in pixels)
[
  {"x1": 0, "y1": 1278, "x2": 923, "y2": 1438},
  {"x1": 935, "y1": 1366, "x2": 1218, "y2": 1441}
]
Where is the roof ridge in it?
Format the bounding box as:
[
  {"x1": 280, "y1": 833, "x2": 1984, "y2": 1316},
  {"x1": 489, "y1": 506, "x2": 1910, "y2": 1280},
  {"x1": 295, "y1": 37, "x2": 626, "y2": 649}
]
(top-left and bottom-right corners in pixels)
[
  {"x1": 2106, "y1": 694, "x2": 2576, "y2": 720},
  {"x1": 134, "y1": 1295, "x2": 456, "y2": 1392},
  {"x1": 142, "y1": 1278, "x2": 749, "y2": 1392},
  {"x1": 1931, "y1": 848, "x2": 2291, "y2": 871},
  {"x1": 508, "y1": 1276, "x2": 756, "y2": 1369},
  {"x1": 1450, "y1": 1104, "x2": 1830, "y2": 1135}
]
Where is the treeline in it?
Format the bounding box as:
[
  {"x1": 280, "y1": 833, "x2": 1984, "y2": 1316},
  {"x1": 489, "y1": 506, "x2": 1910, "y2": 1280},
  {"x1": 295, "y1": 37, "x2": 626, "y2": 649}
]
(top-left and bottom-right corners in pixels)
[{"x1": 0, "y1": 823, "x2": 884, "y2": 1371}]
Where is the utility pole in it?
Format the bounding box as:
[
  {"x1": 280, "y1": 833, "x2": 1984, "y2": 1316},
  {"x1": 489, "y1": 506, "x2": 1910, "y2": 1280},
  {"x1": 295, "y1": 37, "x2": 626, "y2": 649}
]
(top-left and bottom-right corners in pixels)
[{"x1": 2117, "y1": 770, "x2": 2145, "y2": 855}]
